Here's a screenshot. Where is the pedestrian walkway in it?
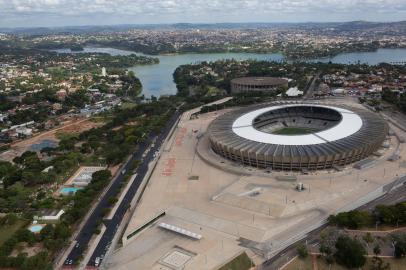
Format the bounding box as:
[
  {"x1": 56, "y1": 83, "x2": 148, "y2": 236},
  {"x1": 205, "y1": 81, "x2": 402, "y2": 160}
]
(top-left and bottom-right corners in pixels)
[
  {"x1": 344, "y1": 226, "x2": 406, "y2": 234},
  {"x1": 311, "y1": 254, "x2": 318, "y2": 270}
]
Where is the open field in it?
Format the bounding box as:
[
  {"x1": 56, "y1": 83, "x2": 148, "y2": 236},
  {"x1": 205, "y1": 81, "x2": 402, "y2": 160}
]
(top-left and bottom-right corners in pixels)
[
  {"x1": 120, "y1": 102, "x2": 137, "y2": 110},
  {"x1": 0, "y1": 220, "x2": 27, "y2": 246},
  {"x1": 54, "y1": 118, "x2": 103, "y2": 135},
  {"x1": 284, "y1": 256, "x2": 406, "y2": 270}
]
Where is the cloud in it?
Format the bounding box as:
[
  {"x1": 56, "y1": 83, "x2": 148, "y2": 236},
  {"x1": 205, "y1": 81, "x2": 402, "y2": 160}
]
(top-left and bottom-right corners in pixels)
[{"x1": 0, "y1": 0, "x2": 405, "y2": 27}]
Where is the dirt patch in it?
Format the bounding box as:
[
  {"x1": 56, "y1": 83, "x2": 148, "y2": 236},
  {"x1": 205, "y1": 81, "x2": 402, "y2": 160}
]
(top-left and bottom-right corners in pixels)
[
  {"x1": 56, "y1": 118, "x2": 102, "y2": 135},
  {"x1": 11, "y1": 242, "x2": 44, "y2": 257},
  {"x1": 0, "y1": 118, "x2": 104, "y2": 162},
  {"x1": 112, "y1": 121, "x2": 139, "y2": 131}
]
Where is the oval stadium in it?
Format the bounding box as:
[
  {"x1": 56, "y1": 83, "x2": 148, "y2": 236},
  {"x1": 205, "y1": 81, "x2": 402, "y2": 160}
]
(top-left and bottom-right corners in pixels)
[
  {"x1": 208, "y1": 103, "x2": 388, "y2": 170},
  {"x1": 231, "y1": 77, "x2": 288, "y2": 93}
]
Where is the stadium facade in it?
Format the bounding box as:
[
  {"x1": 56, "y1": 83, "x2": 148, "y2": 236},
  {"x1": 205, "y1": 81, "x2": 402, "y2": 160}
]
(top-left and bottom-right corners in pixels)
[
  {"x1": 231, "y1": 77, "x2": 288, "y2": 93},
  {"x1": 208, "y1": 103, "x2": 388, "y2": 170}
]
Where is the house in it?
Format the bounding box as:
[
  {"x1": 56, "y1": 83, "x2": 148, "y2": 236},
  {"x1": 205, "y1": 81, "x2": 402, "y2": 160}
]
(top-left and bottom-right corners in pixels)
[
  {"x1": 15, "y1": 127, "x2": 33, "y2": 137},
  {"x1": 56, "y1": 89, "x2": 67, "y2": 101},
  {"x1": 34, "y1": 209, "x2": 65, "y2": 223},
  {"x1": 0, "y1": 113, "x2": 7, "y2": 122},
  {"x1": 44, "y1": 119, "x2": 58, "y2": 130},
  {"x1": 53, "y1": 103, "x2": 62, "y2": 111},
  {"x1": 42, "y1": 166, "x2": 54, "y2": 173}
]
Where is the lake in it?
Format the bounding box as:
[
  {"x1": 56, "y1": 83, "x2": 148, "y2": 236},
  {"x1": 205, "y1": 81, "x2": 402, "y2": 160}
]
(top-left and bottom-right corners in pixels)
[{"x1": 54, "y1": 47, "x2": 406, "y2": 97}]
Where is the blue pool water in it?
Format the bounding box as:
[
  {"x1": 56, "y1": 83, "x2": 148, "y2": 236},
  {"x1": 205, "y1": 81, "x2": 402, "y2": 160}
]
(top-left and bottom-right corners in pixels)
[
  {"x1": 28, "y1": 224, "x2": 44, "y2": 233},
  {"x1": 60, "y1": 187, "x2": 83, "y2": 195}
]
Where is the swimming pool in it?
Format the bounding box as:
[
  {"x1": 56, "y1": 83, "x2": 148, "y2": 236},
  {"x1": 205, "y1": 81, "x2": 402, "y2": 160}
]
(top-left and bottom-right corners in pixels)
[
  {"x1": 60, "y1": 187, "x2": 83, "y2": 195},
  {"x1": 28, "y1": 224, "x2": 44, "y2": 233}
]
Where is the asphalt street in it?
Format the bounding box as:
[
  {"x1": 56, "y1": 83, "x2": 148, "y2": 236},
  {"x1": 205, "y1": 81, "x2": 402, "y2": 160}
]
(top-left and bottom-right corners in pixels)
[
  {"x1": 303, "y1": 72, "x2": 321, "y2": 99},
  {"x1": 63, "y1": 111, "x2": 180, "y2": 268}
]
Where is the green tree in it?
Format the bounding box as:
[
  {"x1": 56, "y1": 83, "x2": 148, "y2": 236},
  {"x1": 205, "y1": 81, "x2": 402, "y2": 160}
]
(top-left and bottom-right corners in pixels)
[
  {"x1": 363, "y1": 232, "x2": 375, "y2": 244},
  {"x1": 54, "y1": 223, "x2": 70, "y2": 240},
  {"x1": 39, "y1": 224, "x2": 54, "y2": 241},
  {"x1": 20, "y1": 251, "x2": 50, "y2": 270},
  {"x1": 0, "y1": 213, "x2": 18, "y2": 225},
  {"x1": 394, "y1": 236, "x2": 406, "y2": 258},
  {"x1": 373, "y1": 244, "x2": 381, "y2": 256},
  {"x1": 328, "y1": 210, "x2": 373, "y2": 229},
  {"x1": 15, "y1": 229, "x2": 36, "y2": 245},
  {"x1": 92, "y1": 170, "x2": 112, "y2": 183},
  {"x1": 297, "y1": 244, "x2": 308, "y2": 258},
  {"x1": 370, "y1": 257, "x2": 391, "y2": 270},
  {"x1": 334, "y1": 235, "x2": 366, "y2": 268},
  {"x1": 399, "y1": 93, "x2": 406, "y2": 113}
]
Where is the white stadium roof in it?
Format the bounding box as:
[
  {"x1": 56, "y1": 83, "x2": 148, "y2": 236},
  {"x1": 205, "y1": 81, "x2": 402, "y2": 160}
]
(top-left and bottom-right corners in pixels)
[{"x1": 232, "y1": 104, "x2": 363, "y2": 146}]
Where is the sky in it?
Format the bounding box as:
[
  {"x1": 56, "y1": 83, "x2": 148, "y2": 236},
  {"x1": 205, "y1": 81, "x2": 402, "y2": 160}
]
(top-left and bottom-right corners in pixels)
[{"x1": 0, "y1": 0, "x2": 406, "y2": 28}]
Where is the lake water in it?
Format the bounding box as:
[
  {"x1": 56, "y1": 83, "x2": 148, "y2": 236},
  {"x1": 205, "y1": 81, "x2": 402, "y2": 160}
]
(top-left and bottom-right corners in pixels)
[{"x1": 54, "y1": 47, "x2": 406, "y2": 97}]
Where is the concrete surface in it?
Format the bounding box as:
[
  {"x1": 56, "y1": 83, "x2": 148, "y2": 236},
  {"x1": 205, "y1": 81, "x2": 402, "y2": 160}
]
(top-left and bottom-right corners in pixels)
[{"x1": 104, "y1": 99, "x2": 406, "y2": 270}]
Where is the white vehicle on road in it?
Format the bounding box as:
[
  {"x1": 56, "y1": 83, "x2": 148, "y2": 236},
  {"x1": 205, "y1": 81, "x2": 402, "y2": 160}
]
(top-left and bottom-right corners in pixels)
[{"x1": 95, "y1": 257, "x2": 100, "y2": 267}]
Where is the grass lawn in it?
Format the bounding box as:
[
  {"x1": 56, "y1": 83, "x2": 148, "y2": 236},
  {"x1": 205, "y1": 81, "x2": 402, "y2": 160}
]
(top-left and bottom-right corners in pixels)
[
  {"x1": 120, "y1": 102, "x2": 137, "y2": 110},
  {"x1": 56, "y1": 131, "x2": 80, "y2": 141},
  {"x1": 273, "y1": 127, "x2": 318, "y2": 135},
  {"x1": 205, "y1": 86, "x2": 222, "y2": 96},
  {"x1": 218, "y1": 252, "x2": 254, "y2": 270},
  {"x1": 284, "y1": 256, "x2": 406, "y2": 270},
  {"x1": 0, "y1": 220, "x2": 27, "y2": 246}
]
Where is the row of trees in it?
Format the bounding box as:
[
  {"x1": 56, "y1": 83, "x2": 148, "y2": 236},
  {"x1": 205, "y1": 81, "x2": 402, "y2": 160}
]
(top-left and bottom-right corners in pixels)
[
  {"x1": 62, "y1": 170, "x2": 111, "y2": 224},
  {"x1": 329, "y1": 201, "x2": 406, "y2": 229},
  {"x1": 382, "y1": 89, "x2": 406, "y2": 113},
  {"x1": 298, "y1": 234, "x2": 369, "y2": 269},
  {"x1": 1, "y1": 94, "x2": 178, "y2": 210},
  {"x1": 316, "y1": 232, "x2": 406, "y2": 268},
  {"x1": 316, "y1": 229, "x2": 393, "y2": 269},
  {"x1": 173, "y1": 59, "x2": 388, "y2": 98}
]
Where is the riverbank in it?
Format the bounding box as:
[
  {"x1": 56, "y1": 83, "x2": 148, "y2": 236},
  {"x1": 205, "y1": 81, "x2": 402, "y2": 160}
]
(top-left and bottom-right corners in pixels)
[{"x1": 53, "y1": 47, "x2": 406, "y2": 97}]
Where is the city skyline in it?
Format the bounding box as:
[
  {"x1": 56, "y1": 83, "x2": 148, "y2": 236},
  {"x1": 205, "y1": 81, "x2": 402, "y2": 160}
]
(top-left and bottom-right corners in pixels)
[{"x1": 1, "y1": 0, "x2": 406, "y2": 28}]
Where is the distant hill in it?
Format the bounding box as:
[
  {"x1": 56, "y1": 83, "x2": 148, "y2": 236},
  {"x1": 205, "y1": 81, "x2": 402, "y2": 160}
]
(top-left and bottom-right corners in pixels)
[
  {"x1": 332, "y1": 21, "x2": 406, "y2": 31},
  {"x1": 1, "y1": 21, "x2": 405, "y2": 35}
]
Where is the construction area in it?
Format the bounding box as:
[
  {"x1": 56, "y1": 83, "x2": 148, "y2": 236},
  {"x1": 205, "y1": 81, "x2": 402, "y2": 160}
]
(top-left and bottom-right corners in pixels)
[
  {"x1": 0, "y1": 118, "x2": 102, "y2": 162},
  {"x1": 103, "y1": 98, "x2": 406, "y2": 270}
]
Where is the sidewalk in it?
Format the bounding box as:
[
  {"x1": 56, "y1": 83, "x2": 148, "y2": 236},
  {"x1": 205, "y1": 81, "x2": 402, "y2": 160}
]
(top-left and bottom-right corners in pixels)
[{"x1": 344, "y1": 226, "x2": 406, "y2": 234}]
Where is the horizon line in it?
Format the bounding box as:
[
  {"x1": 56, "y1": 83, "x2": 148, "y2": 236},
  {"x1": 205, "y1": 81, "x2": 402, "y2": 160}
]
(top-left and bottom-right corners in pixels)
[{"x1": 1, "y1": 20, "x2": 406, "y2": 30}]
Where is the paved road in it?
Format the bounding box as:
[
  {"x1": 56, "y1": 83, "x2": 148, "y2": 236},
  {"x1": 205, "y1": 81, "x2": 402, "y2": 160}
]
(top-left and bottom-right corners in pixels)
[
  {"x1": 303, "y1": 73, "x2": 321, "y2": 99},
  {"x1": 86, "y1": 111, "x2": 180, "y2": 267},
  {"x1": 260, "y1": 184, "x2": 406, "y2": 270},
  {"x1": 62, "y1": 111, "x2": 180, "y2": 268}
]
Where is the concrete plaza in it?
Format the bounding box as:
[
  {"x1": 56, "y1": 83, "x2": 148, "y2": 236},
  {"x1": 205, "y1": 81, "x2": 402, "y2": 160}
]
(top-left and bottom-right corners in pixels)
[{"x1": 104, "y1": 99, "x2": 406, "y2": 270}]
